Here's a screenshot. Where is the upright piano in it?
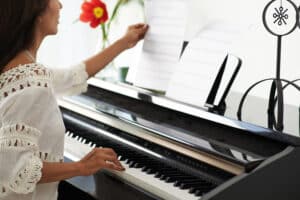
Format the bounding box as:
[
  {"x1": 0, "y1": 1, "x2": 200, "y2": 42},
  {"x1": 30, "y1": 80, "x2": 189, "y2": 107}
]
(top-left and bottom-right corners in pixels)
[{"x1": 58, "y1": 77, "x2": 300, "y2": 200}]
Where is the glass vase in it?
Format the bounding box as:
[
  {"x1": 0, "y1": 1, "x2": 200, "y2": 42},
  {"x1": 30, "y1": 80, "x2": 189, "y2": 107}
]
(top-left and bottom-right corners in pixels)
[{"x1": 95, "y1": 62, "x2": 119, "y2": 82}]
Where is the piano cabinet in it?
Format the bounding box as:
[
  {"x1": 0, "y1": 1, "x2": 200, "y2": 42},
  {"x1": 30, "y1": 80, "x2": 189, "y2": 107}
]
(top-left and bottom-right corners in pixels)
[
  {"x1": 58, "y1": 81, "x2": 300, "y2": 200},
  {"x1": 58, "y1": 172, "x2": 158, "y2": 200}
]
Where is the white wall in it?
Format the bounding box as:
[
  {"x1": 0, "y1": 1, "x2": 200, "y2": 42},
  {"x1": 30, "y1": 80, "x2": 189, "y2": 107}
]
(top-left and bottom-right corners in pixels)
[
  {"x1": 38, "y1": 0, "x2": 299, "y2": 135},
  {"x1": 188, "y1": 0, "x2": 300, "y2": 105},
  {"x1": 187, "y1": 0, "x2": 300, "y2": 135}
]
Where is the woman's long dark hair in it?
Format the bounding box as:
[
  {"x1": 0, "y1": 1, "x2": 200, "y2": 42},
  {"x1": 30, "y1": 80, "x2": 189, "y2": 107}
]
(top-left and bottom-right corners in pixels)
[{"x1": 0, "y1": 0, "x2": 49, "y2": 69}]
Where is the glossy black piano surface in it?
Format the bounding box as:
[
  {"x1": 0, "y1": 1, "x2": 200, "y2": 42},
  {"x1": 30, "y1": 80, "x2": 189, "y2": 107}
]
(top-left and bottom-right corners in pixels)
[{"x1": 58, "y1": 79, "x2": 300, "y2": 200}]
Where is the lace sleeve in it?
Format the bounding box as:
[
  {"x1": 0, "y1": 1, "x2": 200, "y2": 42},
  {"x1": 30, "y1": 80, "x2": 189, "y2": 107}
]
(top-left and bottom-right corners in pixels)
[
  {"x1": 0, "y1": 74, "x2": 53, "y2": 196},
  {"x1": 0, "y1": 124, "x2": 42, "y2": 196},
  {"x1": 51, "y1": 62, "x2": 88, "y2": 96}
]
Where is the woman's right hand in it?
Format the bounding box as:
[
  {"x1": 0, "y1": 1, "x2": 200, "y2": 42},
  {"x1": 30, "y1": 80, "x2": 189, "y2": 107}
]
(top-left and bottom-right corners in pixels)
[{"x1": 77, "y1": 148, "x2": 125, "y2": 176}]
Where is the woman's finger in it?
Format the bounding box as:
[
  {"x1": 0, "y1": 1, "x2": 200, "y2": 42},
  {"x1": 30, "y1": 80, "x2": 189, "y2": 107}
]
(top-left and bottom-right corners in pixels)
[
  {"x1": 82, "y1": 148, "x2": 98, "y2": 160},
  {"x1": 100, "y1": 148, "x2": 118, "y2": 157},
  {"x1": 133, "y1": 23, "x2": 146, "y2": 28},
  {"x1": 104, "y1": 161, "x2": 125, "y2": 171}
]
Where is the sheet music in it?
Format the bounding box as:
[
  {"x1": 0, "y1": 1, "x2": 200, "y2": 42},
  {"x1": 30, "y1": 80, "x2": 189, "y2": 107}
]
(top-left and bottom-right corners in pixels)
[
  {"x1": 166, "y1": 22, "x2": 245, "y2": 107},
  {"x1": 132, "y1": 0, "x2": 188, "y2": 91}
]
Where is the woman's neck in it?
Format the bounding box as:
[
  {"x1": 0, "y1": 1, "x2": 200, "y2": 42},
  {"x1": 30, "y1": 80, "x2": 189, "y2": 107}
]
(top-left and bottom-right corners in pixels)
[
  {"x1": 2, "y1": 33, "x2": 44, "y2": 72},
  {"x1": 2, "y1": 48, "x2": 38, "y2": 73},
  {"x1": 24, "y1": 50, "x2": 36, "y2": 63}
]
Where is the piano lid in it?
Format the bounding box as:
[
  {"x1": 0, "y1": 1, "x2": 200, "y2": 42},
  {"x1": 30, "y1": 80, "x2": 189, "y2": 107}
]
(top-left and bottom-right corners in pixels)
[{"x1": 87, "y1": 78, "x2": 300, "y2": 147}]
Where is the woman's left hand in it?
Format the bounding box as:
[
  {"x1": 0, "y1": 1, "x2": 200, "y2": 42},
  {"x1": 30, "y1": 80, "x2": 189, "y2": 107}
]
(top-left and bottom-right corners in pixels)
[
  {"x1": 83, "y1": 23, "x2": 148, "y2": 77},
  {"x1": 121, "y1": 23, "x2": 149, "y2": 49}
]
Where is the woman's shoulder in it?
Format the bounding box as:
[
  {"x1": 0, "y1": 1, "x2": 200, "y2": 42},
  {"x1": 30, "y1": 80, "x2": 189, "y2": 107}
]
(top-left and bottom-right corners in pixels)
[
  {"x1": 0, "y1": 63, "x2": 53, "y2": 98},
  {"x1": 0, "y1": 63, "x2": 52, "y2": 83}
]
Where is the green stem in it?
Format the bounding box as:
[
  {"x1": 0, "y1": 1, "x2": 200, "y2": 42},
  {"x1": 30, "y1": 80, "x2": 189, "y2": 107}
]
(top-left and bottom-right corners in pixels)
[
  {"x1": 101, "y1": 0, "x2": 145, "y2": 49},
  {"x1": 107, "y1": 0, "x2": 123, "y2": 35},
  {"x1": 101, "y1": 24, "x2": 107, "y2": 49}
]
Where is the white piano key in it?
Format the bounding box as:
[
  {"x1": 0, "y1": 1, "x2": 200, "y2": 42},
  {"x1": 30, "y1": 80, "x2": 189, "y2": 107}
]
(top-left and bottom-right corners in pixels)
[
  {"x1": 106, "y1": 161, "x2": 201, "y2": 200},
  {"x1": 64, "y1": 133, "x2": 93, "y2": 161},
  {"x1": 64, "y1": 133, "x2": 201, "y2": 200},
  {"x1": 88, "y1": 142, "x2": 93, "y2": 147}
]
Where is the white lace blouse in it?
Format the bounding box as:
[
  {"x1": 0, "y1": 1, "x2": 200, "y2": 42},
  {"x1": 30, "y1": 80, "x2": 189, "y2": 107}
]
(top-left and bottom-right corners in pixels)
[{"x1": 0, "y1": 63, "x2": 88, "y2": 200}]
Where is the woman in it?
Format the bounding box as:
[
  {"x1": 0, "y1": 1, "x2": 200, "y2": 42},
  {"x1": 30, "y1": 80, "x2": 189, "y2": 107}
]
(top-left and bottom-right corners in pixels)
[{"x1": 0, "y1": 0, "x2": 148, "y2": 199}]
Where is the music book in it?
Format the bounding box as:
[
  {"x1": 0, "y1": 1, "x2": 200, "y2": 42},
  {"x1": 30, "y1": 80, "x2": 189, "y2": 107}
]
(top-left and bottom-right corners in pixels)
[{"x1": 128, "y1": 0, "x2": 244, "y2": 110}]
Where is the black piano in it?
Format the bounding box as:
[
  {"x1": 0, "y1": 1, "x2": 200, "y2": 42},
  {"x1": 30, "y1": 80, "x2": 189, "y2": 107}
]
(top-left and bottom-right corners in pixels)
[{"x1": 58, "y1": 77, "x2": 300, "y2": 200}]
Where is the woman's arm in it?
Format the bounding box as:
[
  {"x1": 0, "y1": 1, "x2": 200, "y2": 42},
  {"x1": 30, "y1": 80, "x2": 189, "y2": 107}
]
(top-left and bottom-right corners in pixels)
[
  {"x1": 84, "y1": 23, "x2": 148, "y2": 77},
  {"x1": 39, "y1": 148, "x2": 124, "y2": 183}
]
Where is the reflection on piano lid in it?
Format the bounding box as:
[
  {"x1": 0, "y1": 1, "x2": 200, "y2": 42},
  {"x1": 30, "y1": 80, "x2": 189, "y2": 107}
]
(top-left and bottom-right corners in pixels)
[{"x1": 58, "y1": 79, "x2": 300, "y2": 200}]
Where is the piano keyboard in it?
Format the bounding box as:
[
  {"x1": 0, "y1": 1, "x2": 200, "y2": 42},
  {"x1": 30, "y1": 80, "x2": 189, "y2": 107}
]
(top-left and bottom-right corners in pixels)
[{"x1": 64, "y1": 131, "x2": 220, "y2": 200}]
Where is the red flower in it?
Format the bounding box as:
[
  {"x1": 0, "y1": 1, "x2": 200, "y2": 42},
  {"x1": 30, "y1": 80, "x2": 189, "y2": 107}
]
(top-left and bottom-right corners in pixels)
[{"x1": 80, "y1": 0, "x2": 109, "y2": 28}]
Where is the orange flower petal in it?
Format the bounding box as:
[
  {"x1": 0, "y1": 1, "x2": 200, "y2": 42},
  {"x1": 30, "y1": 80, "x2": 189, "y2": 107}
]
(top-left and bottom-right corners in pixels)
[
  {"x1": 99, "y1": 12, "x2": 108, "y2": 23},
  {"x1": 90, "y1": 18, "x2": 100, "y2": 28},
  {"x1": 80, "y1": 13, "x2": 94, "y2": 22},
  {"x1": 81, "y1": 2, "x2": 94, "y2": 12},
  {"x1": 91, "y1": 0, "x2": 102, "y2": 7}
]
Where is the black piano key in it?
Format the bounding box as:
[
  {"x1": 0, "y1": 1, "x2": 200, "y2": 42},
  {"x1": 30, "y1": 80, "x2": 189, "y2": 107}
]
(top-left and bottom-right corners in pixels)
[
  {"x1": 157, "y1": 167, "x2": 178, "y2": 173},
  {"x1": 157, "y1": 169, "x2": 183, "y2": 175},
  {"x1": 125, "y1": 159, "x2": 131, "y2": 164},
  {"x1": 141, "y1": 166, "x2": 148, "y2": 172},
  {"x1": 173, "y1": 178, "x2": 199, "y2": 187},
  {"x1": 133, "y1": 162, "x2": 141, "y2": 168},
  {"x1": 189, "y1": 187, "x2": 196, "y2": 194},
  {"x1": 146, "y1": 168, "x2": 155, "y2": 174},
  {"x1": 173, "y1": 181, "x2": 182, "y2": 187},
  {"x1": 128, "y1": 160, "x2": 135, "y2": 166},
  {"x1": 194, "y1": 190, "x2": 203, "y2": 197},
  {"x1": 179, "y1": 183, "x2": 189, "y2": 190},
  {"x1": 164, "y1": 177, "x2": 177, "y2": 183},
  {"x1": 159, "y1": 173, "x2": 179, "y2": 181},
  {"x1": 143, "y1": 162, "x2": 162, "y2": 168},
  {"x1": 128, "y1": 156, "x2": 150, "y2": 165},
  {"x1": 179, "y1": 180, "x2": 209, "y2": 190},
  {"x1": 154, "y1": 167, "x2": 176, "y2": 176},
  {"x1": 118, "y1": 155, "x2": 126, "y2": 161},
  {"x1": 159, "y1": 174, "x2": 167, "y2": 180},
  {"x1": 192, "y1": 185, "x2": 215, "y2": 196},
  {"x1": 128, "y1": 161, "x2": 142, "y2": 168},
  {"x1": 141, "y1": 163, "x2": 158, "y2": 171},
  {"x1": 154, "y1": 172, "x2": 161, "y2": 178},
  {"x1": 165, "y1": 175, "x2": 194, "y2": 184},
  {"x1": 167, "y1": 174, "x2": 192, "y2": 179}
]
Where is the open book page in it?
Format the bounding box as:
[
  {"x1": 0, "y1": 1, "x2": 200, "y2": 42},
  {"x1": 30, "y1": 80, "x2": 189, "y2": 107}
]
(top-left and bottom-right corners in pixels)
[
  {"x1": 166, "y1": 22, "x2": 245, "y2": 107},
  {"x1": 131, "y1": 0, "x2": 188, "y2": 91}
]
